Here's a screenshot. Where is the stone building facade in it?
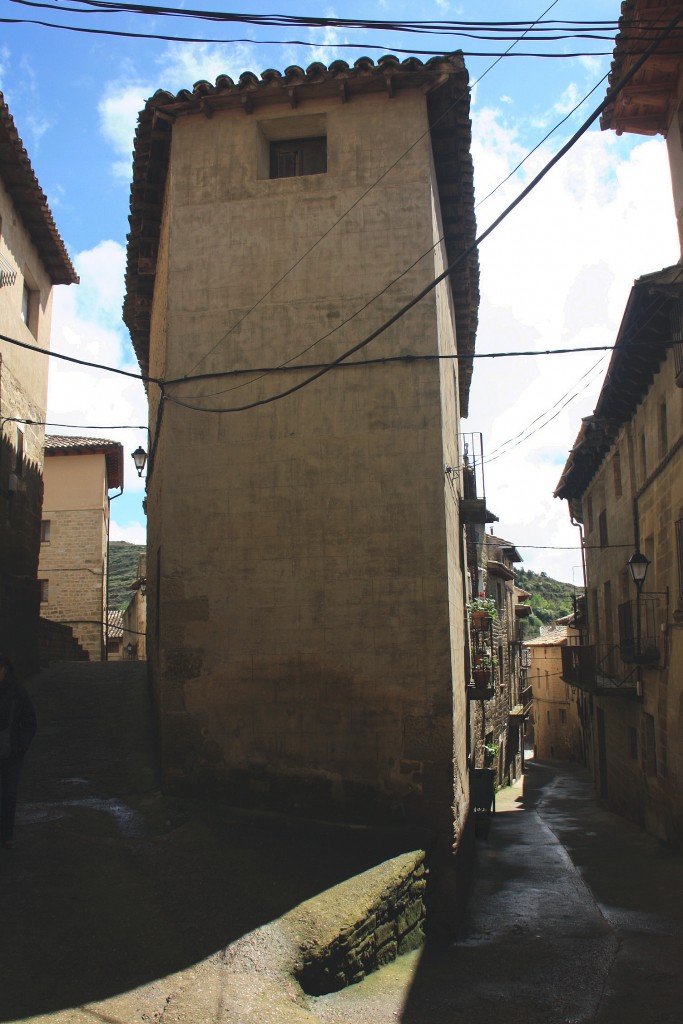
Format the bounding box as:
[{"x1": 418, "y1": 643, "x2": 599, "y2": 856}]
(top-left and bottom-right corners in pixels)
[
  {"x1": 39, "y1": 437, "x2": 124, "y2": 660},
  {"x1": 553, "y1": 2, "x2": 683, "y2": 846},
  {"x1": 0, "y1": 93, "x2": 78, "y2": 674},
  {"x1": 122, "y1": 552, "x2": 147, "y2": 660},
  {"x1": 525, "y1": 623, "x2": 583, "y2": 763},
  {"x1": 467, "y1": 534, "x2": 532, "y2": 786},
  {"x1": 124, "y1": 55, "x2": 480, "y2": 850}
]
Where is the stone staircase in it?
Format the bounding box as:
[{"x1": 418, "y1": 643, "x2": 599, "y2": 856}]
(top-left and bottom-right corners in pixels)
[{"x1": 39, "y1": 617, "x2": 90, "y2": 665}]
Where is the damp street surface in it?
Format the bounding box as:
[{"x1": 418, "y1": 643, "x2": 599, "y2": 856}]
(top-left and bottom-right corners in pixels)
[
  {"x1": 312, "y1": 763, "x2": 683, "y2": 1024},
  {"x1": 2, "y1": 662, "x2": 683, "y2": 1023}
]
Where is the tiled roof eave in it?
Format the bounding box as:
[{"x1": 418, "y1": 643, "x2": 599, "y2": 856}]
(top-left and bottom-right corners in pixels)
[
  {"x1": 0, "y1": 94, "x2": 78, "y2": 285},
  {"x1": 555, "y1": 264, "x2": 682, "y2": 500},
  {"x1": 44, "y1": 435, "x2": 124, "y2": 490},
  {"x1": 123, "y1": 54, "x2": 479, "y2": 405}
]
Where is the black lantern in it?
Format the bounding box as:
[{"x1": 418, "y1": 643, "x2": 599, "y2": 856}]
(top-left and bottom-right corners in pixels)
[
  {"x1": 627, "y1": 551, "x2": 650, "y2": 592},
  {"x1": 131, "y1": 446, "x2": 148, "y2": 478}
]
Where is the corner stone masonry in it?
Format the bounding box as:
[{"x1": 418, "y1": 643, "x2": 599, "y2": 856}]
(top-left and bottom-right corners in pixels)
[{"x1": 295, "y1": 850, "x2": 426, "y2": 996}]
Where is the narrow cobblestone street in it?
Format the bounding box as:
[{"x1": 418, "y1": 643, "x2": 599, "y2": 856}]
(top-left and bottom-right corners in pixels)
[{"x1": 2, "y1": 661, "x2": 683, "y2": 1024}]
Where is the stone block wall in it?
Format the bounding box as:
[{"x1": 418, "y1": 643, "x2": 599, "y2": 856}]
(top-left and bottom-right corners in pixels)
[
  {"x1": 296, "y1": 851, "x2": 426, "y2": 995},
  {"x1": 38, "y1": 508, "x2": 106, "y2": 660}
]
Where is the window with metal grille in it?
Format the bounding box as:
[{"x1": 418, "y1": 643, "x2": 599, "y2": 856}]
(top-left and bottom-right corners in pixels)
[{"x1": 270, "y1": 137, "x2": 327, "y2": 178}]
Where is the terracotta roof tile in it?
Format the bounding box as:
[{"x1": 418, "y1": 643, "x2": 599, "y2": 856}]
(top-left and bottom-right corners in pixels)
[
  {"x1": 44, "y1": 435, "x2": 124, "y2": 490},
  {"x1": 0, "y1": 93, "x2": 78, "y2": 285},
  {"x1": 123, "y1": 54, "x2": 479, "y2": 414}
]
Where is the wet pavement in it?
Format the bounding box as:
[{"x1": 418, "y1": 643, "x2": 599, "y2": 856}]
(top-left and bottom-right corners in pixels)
[{"x1": 2, "y1": 661, "x2": 683, "y2": 1023}]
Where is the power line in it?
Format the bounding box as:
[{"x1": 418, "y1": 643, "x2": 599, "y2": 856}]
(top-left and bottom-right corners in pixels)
[
  {"x1": 10, "y1": 1, "x2": 622, "y2": 38},
  {"x1": 483, "y1": 358, "x2": 609, "y2": 465},
  {"x1": 0, "y1": 333, "x2": 158, "y2": 384},
  {"x1": 180, "y1": 2, "x2": 561, "y2": 380},
  {"x1": 165, "y1": 5, "x2": 683, "y2": 415},
  {"x1": 0, "y1": 21, "x2": 624, "y2": 56}
]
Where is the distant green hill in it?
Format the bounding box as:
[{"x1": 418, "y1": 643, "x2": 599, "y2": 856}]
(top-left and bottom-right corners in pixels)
[
  {"x1": 515, "y1": 568, "x2": 581, "y2": 638},
  {"x1": 108, "y1": 541, "x2": 146, "y2": 610}
]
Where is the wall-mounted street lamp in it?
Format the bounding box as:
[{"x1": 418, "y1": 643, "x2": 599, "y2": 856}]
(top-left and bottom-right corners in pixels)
[
  {"x1": 627, "y1": 550, "x2": 650, "y2": 668},
  {"x1": 131, "y1": 446, "x2": 148, "y2": 478},
  {"x1": 627, "y1": 550, "x2": 650, "y2": 591}
]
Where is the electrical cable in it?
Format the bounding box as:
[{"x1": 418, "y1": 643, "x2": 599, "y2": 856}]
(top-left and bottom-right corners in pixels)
[
  {"x1": 483, "y1": 357, "x2": 609, "y2": 464},
  {"x1": 11, "y1": 1, "x2": 622, "y2": 38},
  {"x1": 0, "y1": 21, "x2": 625, "y2": 56},
  {"x1": 475, "y1": 72, "x2": 609, "y2": 211},
  {"x1": 179, "y1": 0, "x2": 561, "y2": 380},
  {"x1": 185, "y1": 51, "x2": 618, "y2": 401},
  {"x1": 164, "y1": 4, "x2": 683, "y2": 415},
  {"x1": 0, "y1": 333, "x2": 158, "y2": 383}
]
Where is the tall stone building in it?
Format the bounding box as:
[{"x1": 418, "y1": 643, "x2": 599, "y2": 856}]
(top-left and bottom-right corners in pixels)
[
  {"x1": 124, "y1": 55, "x2": 479, "y2": 848},
  {"x1": 39, "y1": 436, "x2": 124, "y2": 660},
  {"x1": 0, "y1": 93, "x2": 78, "y2": 674},
  {"x1": 553, "y1": 0, "x2": 683, "y2": 847}
]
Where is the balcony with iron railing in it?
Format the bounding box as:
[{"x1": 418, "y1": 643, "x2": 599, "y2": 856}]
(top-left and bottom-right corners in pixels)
[
  {"x1": 560, "y1": 593, "x2": 664, "y2": 696},
  {"x1": 560, "y1": 643, "x2": 640, "y2": 696},
  {"x1": 459, "y1": 432, "x2": 498, "y2": 525}
]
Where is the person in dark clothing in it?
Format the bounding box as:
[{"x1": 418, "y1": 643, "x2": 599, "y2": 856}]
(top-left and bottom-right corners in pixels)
[{"x1": 0, "y1": 655, "x2": 37, "y2": 849}]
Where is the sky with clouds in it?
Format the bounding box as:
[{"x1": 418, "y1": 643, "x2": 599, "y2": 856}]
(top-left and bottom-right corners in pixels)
[{"x1": 0, "y1": 0, "x2": 678, "y2": 581}]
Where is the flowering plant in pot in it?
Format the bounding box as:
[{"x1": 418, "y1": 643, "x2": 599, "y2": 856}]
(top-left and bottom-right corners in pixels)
[
  {"x1": 472, "y1": 653, "x2": 497, "y2": 687},
  {"x1": 468, "y1": 596, "x2": 498, "y2": 628}
]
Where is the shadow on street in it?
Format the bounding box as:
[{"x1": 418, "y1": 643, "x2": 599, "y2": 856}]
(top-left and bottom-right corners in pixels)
[{"x1": 0, "y1": 661, "x2": 423, "y2": 1022}]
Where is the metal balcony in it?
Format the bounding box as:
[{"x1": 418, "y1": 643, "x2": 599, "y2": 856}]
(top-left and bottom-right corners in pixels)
[
  {"x1": 459, "y1": 432, "x2": 498, "y2": 525},
  {"x1": 560, "y1": 643, "x2": 640, "y2": 697},
  {"x1": 618, "y1": 597, "x2": 662, "y2": 666}
]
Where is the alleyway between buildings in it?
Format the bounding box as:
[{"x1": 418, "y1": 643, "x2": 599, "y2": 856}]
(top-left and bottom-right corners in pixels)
[{"x1": 2, "y1": 661, "x2": 683, "y2": 1024}]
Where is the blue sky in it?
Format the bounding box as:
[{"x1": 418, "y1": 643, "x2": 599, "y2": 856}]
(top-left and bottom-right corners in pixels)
[{"x1": 0, "y1": 1, "x2": 679, "y2": 580}]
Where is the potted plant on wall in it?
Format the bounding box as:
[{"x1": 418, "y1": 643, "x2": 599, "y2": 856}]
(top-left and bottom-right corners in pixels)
[
  {"x1": 472, "y1": 653, "x2": 497, "y2": 688},
  {"x1": 468, "y1": 596, "x2": 497, "y2": 629},
  {"x1": 483, "y1": 741, "x2": 499, "y2": 766}
]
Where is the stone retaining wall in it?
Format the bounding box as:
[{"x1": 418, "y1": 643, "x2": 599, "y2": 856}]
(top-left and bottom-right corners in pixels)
[{"x1": 295, "y1": 850, "x2": 426, "y2": 996}]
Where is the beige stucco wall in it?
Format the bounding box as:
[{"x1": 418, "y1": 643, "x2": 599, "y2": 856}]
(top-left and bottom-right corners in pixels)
[
  {"x1": 581, "y1": 350, "x2": 683, "y2": 843},
  {"x1": 146, "y1": 86, "x2": 470, "y2": 840},
  {"x1": 39, "y1": 453, "x2": 109, "y2": 660}
]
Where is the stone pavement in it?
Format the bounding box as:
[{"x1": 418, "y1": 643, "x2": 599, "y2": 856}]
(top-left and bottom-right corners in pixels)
[{"x1": 3, "y1": 661, "x2": 683, "y2": 1024}]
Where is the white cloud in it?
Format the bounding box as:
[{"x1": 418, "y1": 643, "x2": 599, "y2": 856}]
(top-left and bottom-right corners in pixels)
[
  {"x1": 553, "y1": 82, "x2": 579, "y2": 115},
  {"x1": 111, "y1": 520, "x2": 148, "y2": 544},
  {"x1": 157, "y1": 41, "x2": 257, "y2": 90},
  {"x1": 47, "y1": 240, "x2": 149, "y2": 499},
  {"x1": 468, "y1": 109, "x2": 679, "y2": 580},
  {"x1": 99, "y1": 84, "x2": 150, "y2": 180}
]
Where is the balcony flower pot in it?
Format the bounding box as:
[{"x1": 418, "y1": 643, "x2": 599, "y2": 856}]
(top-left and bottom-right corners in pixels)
[
  {"x1": 472, "y1": 668, "x2": 492, "y2": 687},
  {"x1": 471, "y1": 610, "x2": 491, "y2": 629}
]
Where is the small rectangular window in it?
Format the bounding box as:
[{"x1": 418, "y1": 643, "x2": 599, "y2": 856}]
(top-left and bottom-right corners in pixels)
[
  {"x1": 599, "y1": 509, "x2": 608, "y2": 548},
  {"x1": 659, "y1": 402, "x2": 668, "y2": 458},
  {"x1": 628, "y1": 726, "x2": 638, "y2": 760},
  {"x1": 559, "y1": 708, "x2": 567, "y2": 725},
  {"x1": 613, "y1": 453, "x2": 622, "y2": 498},
  {"x1": 643, "y1": 713, "x2": 657, "y2": 777},
  {"x1": 39, "y1": 579, "x2": 48, "y2": 603},
  {"x1": 15, "y1": 427, "x2": 24, "y2": 478},
  {"x1": 40, "y1": 520, "x2": 51, "y2": 543},
  {"x1": 586, "y1": 495, "x2": 594, "y2": 533},
  {"x1": 641, "y1": 433, "x2": 647, "y2": 479},
  {"x1": 270, "y1": 137, "x2": 327, "y2": 179},
  {"x1": 21, "y1": 281, "x2": 39, "y2": 335}
]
